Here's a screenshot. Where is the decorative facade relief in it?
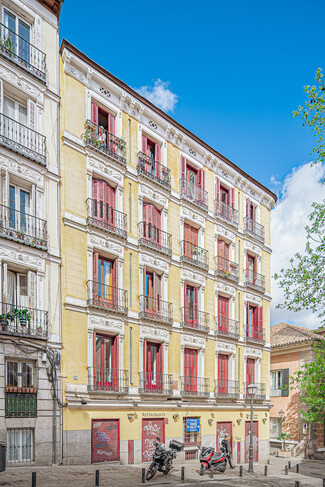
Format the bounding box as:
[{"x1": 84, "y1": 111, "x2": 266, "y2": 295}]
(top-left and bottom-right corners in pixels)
[
  {"x1": 87, "y1": 158, "x2": 123, "y2": 184},
  {"x1": 244, "y1": 347, "x2": 262, "y2": 359},
  {"x1": 88, "y1": 315, "x2": 124, "y2": 334},
  {"x1": 140, "y1": 253, "x2": 168, "y2": 272},
  {"x1": 244, "y1": 239, "x2": 262, "y2": 256},
  {"x1": 139, "y1": 184, "x2": 167, "y2": 207},
  {"x1": 140, "y1": 325, "x2": 169, "y2": 342},
  {"x1": 0, "y1": 246, "x2": 45, "y2": 271},
  {"x1": 181, "y1": 334, "x2": 205, "y2": 348},
  {"x1": 181, "y1": 269, "x2": 205, "y2": 285},
  {"x1": 216, "y1": 281, "x2": 236, "y2": 297},
  {"x1": 245, "y1": 292, "x2": 262, "y2": 306},
  {"x1": 0, "y1": 65, "x2": 44, "y2": 103},
  {"x1": 216, "y1": 341, "x2": 236, "y2": 353},
  {"x1": 88, "y1": 234, "x2": 123, "y2": 256},
  {"x1": 0, "y1": 155, "x2": 44, "y2": 186},
  {"x1": 216, "y1": 225, "x2": 235, "y2": 243},
  {"x1": 181, "y1": 207, "x2": 205, "y2": 226}
]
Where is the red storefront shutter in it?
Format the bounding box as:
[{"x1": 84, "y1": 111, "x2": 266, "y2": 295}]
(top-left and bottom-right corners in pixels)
[
  {"x1": 216, "y1": 421, "x2": 232, "y2": 453},
  {"x1": 91, "y1": 419, "x2": 120, "y2": 463},
  {"x1": 142, "y1": 418, "x2": 165, "y2": 462},
  {"x1": 245, "y1": 421, "x2": 258, "y2": 463}
]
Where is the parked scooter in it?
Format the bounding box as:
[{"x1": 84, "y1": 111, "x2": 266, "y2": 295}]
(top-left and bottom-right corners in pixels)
[
  {"x1": 146, "y1": 437, "x2": 184, "y2": 481},
  {"x1": 198, "y1": 445, "x2": 228, "y2": 475}
]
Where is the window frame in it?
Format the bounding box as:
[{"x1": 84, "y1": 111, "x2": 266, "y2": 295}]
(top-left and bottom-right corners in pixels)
[{"x1": 7, "y1": 428, "x2": 34, "y2": 463}]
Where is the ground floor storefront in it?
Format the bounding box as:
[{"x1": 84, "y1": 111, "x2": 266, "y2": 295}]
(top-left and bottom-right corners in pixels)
[{"x1": 62, "y1": 405, "x2": 270, "y2": 465}]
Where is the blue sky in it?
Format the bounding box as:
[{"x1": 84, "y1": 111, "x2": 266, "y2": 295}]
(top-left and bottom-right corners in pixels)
[{"x1": 60, "y1": 0, "x2": 324, "y2": 190}]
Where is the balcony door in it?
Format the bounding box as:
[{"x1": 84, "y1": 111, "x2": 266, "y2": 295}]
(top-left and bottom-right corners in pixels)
[
  {"x1": 184, "y1": 283, "x2": 198, "y2": 326},
  {"x1": 144, "y1": 341, "x2": 162, "y2": 391},
  {"x1": 3, "y1": 95, "x2": 27, "y2": 146},
  {"x1": 246, "y1": 358, "x2": 255, "y2": 392},
  {"x1": 247, "y1": 254, "x2": 256, "y2": 283},
  {"x1": 218, "y1": 240, "x2": 230, "y2": 272},
  {"x1": 184, "y1": 223, "x2": 198, "y2": 260},
  {"x1": 7, "y1": 271, "x2": 28, "y2": 309},
  {"x1": 218, "y1": 354, "x2": 229, "y2": 393},
  {"x1": 218, "y1": 296, "x2": 229, "y2": 332},
  {"x1": 95, "y1": 334, "x2": 118, "y2": 390},
  {"x1": 9, "y1": 184, "x2": 31, "y2": 234},
  {"x1": 93, "y1": 254, "x2": 117, "y2": 308},
  {"x1": 92, "y1": 179, "x2": 115, "y2": 228},
  {"x1": 3, "y1": 8, "x2": 30, "y2": 63},
  {"x1": 246, "y1": 198, "x2": 256, "y2": 231},
  {"x1": 247, "y1": 304, "x2": 263, "y2": 339},
  {"x1": 184, "y1": 348, "x2": 198, "y2": 393},
  {"x1": 142, "y1": 136, "x2": 161, "y2": 178},
  {"x1": 145, "y1": 271, "x2": 161, "y2": 317},
  {"x1": 143, "y1": 203, "x2": 161, "y2": 246}
]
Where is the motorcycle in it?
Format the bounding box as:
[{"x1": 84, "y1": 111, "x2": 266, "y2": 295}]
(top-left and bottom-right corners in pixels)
[
  {"x1": 146, "y1": 437, "x2": 184, "y2": 481},
  {"x1": 199, "y1": 445, "x2": 228, "y2": 475}
]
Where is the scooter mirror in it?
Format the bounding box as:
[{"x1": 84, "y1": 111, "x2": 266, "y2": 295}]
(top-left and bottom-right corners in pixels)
[{"x1": 157, "y1": 437, "x2": 160, "y2": 441}]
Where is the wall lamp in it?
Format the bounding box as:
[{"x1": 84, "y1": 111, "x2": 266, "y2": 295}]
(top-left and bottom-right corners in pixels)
[
  {"x1": 208, "y1": 419, "x2": 213, "y2": 426},
  {"x1": 237, "y1": 418, "x2": 242, "y2": 425},
  {"x1": 81, "y1": 399, "x2": 87, "y2": 405},
  {"x1": 173, "y1": 413, "x2": 180, "y2": 420},
  {"x1": 262, "y1": 418, "x2": 267, "y2": 424},
  {"x1": 128, "y1": 413, "x2": 134, "y2": 421}
]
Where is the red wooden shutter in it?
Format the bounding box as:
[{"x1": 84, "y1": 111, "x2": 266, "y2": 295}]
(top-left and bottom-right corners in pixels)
[
  {"x1": 181, "y1": 156, "x2": 186, "y2": 180},
  {"x1": 157, "y1": 343, "x2": 163, "y2": 375},
  {"x1": 230, "y1": 187, "x2": 235, "y2": 208},
  {"x1": 92, "y1": 179, "x2": 98, "y2": 200},
  {"x1": 143, "y1": 340, "x2": 147, "y2": 382},
  {"x1": 143, "y1": 203, "x2": 147, "y2": 222},
  {"x1": 218, "y1": 354, "x2": 228, "y2": 392},
  {"x1": 108, "y1": 113, "x2": 115, "y2": 135},
  {"x1": 93, "y1": 253, "x2": 99, "y2": 282},
  {"x1": 201, "y1": 169, "x2": 205, "y2": 190},
  {"x1": 142, "y1": 135, "x2": 148, "y2": 154},
  {"x1": 153, "y1": 273, "x2": 161, "y2": 310},
  {"x1": 246, "y1": 198, "x2": 250, "y2": 217},
  {"x1": 256, "y1": 306, "x2": 263, "y2": 328},
  {"x1": 218, "y1": 296, "x2": 229, "y2": 331},
  {"x1": 91, "y1": 103, "x2": 98, "y2": 124},
  {"x1": 246, "y1": 358, "x2": 255, "y2": 385},
  {"x1": 193, "y1": 287, "x2": 198, "y2": 324},
  {"x1": 252, "y1": 204, "x2": 256, "y2": 221},
  {"x1": 155, "y1": 143, "x2": 161, "y2": 163}
]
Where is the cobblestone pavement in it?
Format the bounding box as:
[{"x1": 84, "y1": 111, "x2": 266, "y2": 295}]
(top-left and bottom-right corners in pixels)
[{"x1": 0, "y1": 457, "x2": 324, "y2": 487}]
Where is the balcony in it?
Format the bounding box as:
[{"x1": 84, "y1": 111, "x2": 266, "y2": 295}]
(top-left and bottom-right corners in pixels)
[
  {"x1": 88, "y1": 367, "x2": 129, "y2": 394},
  {"x1": 180, "y1": 376, "x2": 210, "y2": 397},
  {"x1": 245, "y1": 325, "x2": 265, "y2": 345},
  {"x1": 244, "y1": 269, "x2": 265, "y2": 293},
  {"x1": 0, "y1": 204, "x2": 47, "y2": 250},
  {"x1": 215, "y1": 256, "x2": 239, "y2": 282},
  {"x1": 0, "y1": 302, "x2": 48, "y2": 339},
  {"x1": 5, "y1": 391, "x2": 37, "y2": 418},
  {"x1": 244, "y1": 382, "x2": 266, "y2": 400},
  {"x1": 180, "y1": 178, "x2": 208, "y2": 211},
  {"x1": 215, "y1": 199, "x2": 238, "y2": 227},
  {"x1": 215, "y1": 316, "x2": 239, "y2": 339},
  {"x1": 137, "y1": 152, "x2": 171, "y2": 190},
  {"x1": 244, "y1": 217, "x2": 265, "y2": 243},
  {"x1": 83, "y1": 120, "x2": 126, "y2": 166},
  {"x1": 180, "y1": 241, "x2": 209, "y2": 271},
  {"x1": 139, "y1": 295, "x2": 173, "y2": 325},
  {"x1": 0, "y1": 113, "x2": 46, "y2": 165},
  {"x1": 181, "y1": 307, "x2": 210, "y2": 333},
  {"x1": 0, "y1": 23, "x2": 46, "y2": 82},
  {"x1": 215, "y1": 380, "x2": 240, "y2": 399},
  {"x1": 87, "y1": 280, "x2": 128, "y2": 314},
  {"x1": 138, "y1": 222, "x2": 172, "y2": 256},
  {"x1": 139, "y1": 372, "x2": 173, "y2": 395},
  {"x1": 86, "y1": 199, "x2": 127, "y2": 238}
]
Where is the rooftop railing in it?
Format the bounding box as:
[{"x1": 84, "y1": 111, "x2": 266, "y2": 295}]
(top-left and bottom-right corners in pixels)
[
  {"x1": 137, "y1": 152, "x2": 171, "y2": 190},
  {"x1": 0, "y1": 23, "x2": 46, "y2": 82},
  {"x1": 83, "y1": 120, "x2": 126, "y2": 166},
  {"x1": 86, "y1": 198, "x2": 127, "y2": 238},
  {"x1": 0, "y1": 204, "x2": 47, "y2": 250},
  {"x1": 215, "y1": 198, "x2": 238, "y2": 226},
  {"x1": 0, "y1": 113, "x2": 46, "y2": 165},
  {"x1": 180, "y1": 178, "x2": 208, "y2": 211}
]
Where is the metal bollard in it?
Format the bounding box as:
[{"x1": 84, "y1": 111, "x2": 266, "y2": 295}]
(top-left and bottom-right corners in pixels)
[
  {"x1": 95, "y1": 469, "x2": 99, "y2": 486},
  {"x1": 142, "y1": 468, "x2": 145, "y2": 484},
  {"x1": 285, "y1": 465, "x2": 288, "y2": 475},
  {"x1": 181, "y1": 466, "x2": 185, "y2": 481},
  {"x1": 32, "y1": 472, "x2": 36, "y2": 487},
  {"x1": 323, "y1": 479, "x2": 325, "y2": 487},
  {"x1": 288, "y1": 461, "x2": 291, "y2": 469},
  {"x1": 210, "y1": 467, "x2": 213, "y2": 478},
  {"x1": 239, "y1": 465, "x2": 243, "y2": 477},
  {"x1": 264, "y1": 465, "x2": 267, "y2": 476},
  {"x1": 295, "y1": 482, "x2": 300, "y2": 487},
  {"x1": 296, "y1": 464, "x2": 299, "y2": 474}
]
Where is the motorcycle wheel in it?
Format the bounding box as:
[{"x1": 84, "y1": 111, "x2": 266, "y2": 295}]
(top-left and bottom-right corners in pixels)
[
  {"x1": 200, "y1": 464, "x2": 207, "y2": 476},
  {"x1": 146, "y1": 462, "x2": 159, "y2": 480}
]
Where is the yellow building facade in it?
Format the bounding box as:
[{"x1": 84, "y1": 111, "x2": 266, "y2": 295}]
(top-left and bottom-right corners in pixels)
[{"x1": 59, "y1": 39, "x2": 276, "y2": 465}]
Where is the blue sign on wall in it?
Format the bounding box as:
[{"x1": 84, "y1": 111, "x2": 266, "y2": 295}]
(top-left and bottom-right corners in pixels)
[{"x1": 186, "y1": 418, "x2": 200, "y2": 432}]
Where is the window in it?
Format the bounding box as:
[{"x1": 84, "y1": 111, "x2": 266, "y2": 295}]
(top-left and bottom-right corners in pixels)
[
  {"x1": 218, "y1": 296, "x2": 229, "y2": 331},
  {"x1": 181, "y1": 157, "x2": 205, "y2": 203},
  {"x1": 270, "y1": 418, "x2": 282, "y2": 439},
  {"x1": 3, "y1": 8, "x2": 31, "y2": 63},
  {"x1": 215, "y1": 178, "x2": 235, "y2": 219},
  {"x1": 94, "y1": 334, "x2": 118, "y2": 388},
  {"x1": 143, "y1": 202, "x2": 161, "y2": 245},
  {"x1": 91, "y1": 103, "x2": 115, "y2": 134},
  {"x1": 246, "y1": 304, "x2": 263, "y2": 338},
  {"x1": 93, "y1": 254, "x2": 117, "y2": 307},
  {"x1": 142, "y1": 135, "x2": 161, "y2": 163},
  {"x1": 184, "y1": 284, "x2": 198, "y2": 324},
  {"x1": 6, "y1": 360, "x2": 34, "y2": 390},
  {"x1": 92, "y1": 179, "x2": 116, "y2": 229},
  {"x1": 246, "y1": 198, "x2": 256, "y2": 221},
  {"x1": 183, "y1": 223, "x2": 198, "y2": 259},
  {"x1": 270, "y1": 369, "x2": 289, "y2": 396},
  {"x1": 9, "y1": 184, "x2": 31, "y2": 233},
  {"x1": 246, "y1": 358, "x2": 255, "y2": 388},
  {"x1": 218, "y1": 240, "x2": 230, "y2": 271},
  {"x1": 183, "y1": 416, "x2": 201, "y2": 447},
  {"x1": 144, "y1": 341, "x2": 162, "y2": 390},
  {"x1": 218, "y1": 354, "x2": 229, "y2": 393},
  {"x1": 184, "y1": 348, "x2": 198, "y2": 392},
  {"x1": 7, "y1": 429, "x2": 34, "y2": 463},
  {"x1": 3, "y1": 95, "x2": 28, "y2": 146},
  {"x1": 6, "y1": 271, "x2": 29, "y2": 308},
  {"x1": 145, "y1": 271, "x2": 161, "y2": 314}
]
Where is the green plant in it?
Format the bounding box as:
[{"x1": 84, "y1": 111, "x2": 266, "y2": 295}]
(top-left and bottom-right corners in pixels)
[
  {"x1": 4, "y1": 36, "x2": 14, "y2": 53},
  {"x1": 277, "y1": 432, "x2": 291, "y2": 451}
]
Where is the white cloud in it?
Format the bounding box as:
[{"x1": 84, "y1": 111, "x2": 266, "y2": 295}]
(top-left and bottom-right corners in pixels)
[
  {"x1": 135, "y1": 79, "x2": 178, "y2": 112},
  {"x1": 271, "y1": 162, "x2": 325, "y2": 329}
]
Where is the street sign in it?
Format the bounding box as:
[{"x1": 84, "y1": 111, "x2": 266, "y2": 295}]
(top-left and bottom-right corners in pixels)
[{"x1": 186, "y1": 418, "x2": 200, "y2": 432}]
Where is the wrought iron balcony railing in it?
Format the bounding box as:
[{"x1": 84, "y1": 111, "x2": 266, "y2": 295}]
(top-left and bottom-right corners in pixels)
[
  {"x1": 244, "y1": 269, "x2": 266, "y2": 293},
  {"x1": 215, "y1": 199, "x2": 238, "y2": 226},
  {"x1": 0, "y1": 302, "x2": 48, "y2": 338},
  {"x1": 138, "y1": 221, "x2": 172, "y2": 256},
  {"x1": 137, "y1": 152, "x2": 171, "y2": 190},
  {"x1": 180, "y1": 376, "x2": 210, "y2": 397},
  {"x1": 215, "y1": 380, "x2": 240, "y2": 398},
  {"x1": 181, "y1": 307, "x2": 210, "y2": 333},
  {"x1": 180, "y1": 178, "x2": 208, "y2": 211},
  {"x1": 180, "y1": 240, "x2": 209, "y2": 271},
  {"x1": 5, "y1": 392, "x2": 37, "y2": 418},
  {"x1": 244, "y1": 382, "x2": 266, "y2": 399},
  {"x1": 244, "y1": 325, "x2": 265, "y2": 344},
  {"x1": 244, "y1": 217, "x2": 265, "y2": 243},
  {"x1": 87, "y1": 280, "x2": 128, "y2": 314},
  {"x1": 86, "y1": 198, "x2": 127, "y2": 238},
  {"x1": 0, "y1": 113, "x2": 46, "y2": 164},
  {"x1": 83, "y1": 120, "x2": 126, "y2": 166},
  {"x1": 0, "y1": 204, "x2": 47, "y2": 250},
  {"x1": 138, "y1": 295, "x2": 173, "y2": 325},
  {"x1": 215, "y1": 316, "x2": 239, "y2": 339},
  {"x1": 215, "y1": 256, "x2": 239, "y2": 282},
  {"x1": 88, "y1": 367, "x2": 129, "y2": 393},
  {"x1": 139, "y1": 372, "x2": 173, "y2": 395},
  {"x1": 0, "y1": 23, "x2": 46, "y2": 82}
]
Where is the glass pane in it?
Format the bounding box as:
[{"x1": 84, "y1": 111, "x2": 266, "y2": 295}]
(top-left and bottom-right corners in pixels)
[
  {"x1": 7, "y1": 271, "x2": 16, "y2": 307},
  {"x1": 4, "y1": 10, "x2": 16, "y2": 32},
  {"x1": 95, "y1": 337, "x2": 101, "y2": 369},
  {"x1": 9, "y1": 185, "x2": 16, "y2": 228},
  {"x1": 22, "y1": 362, "x2": 33, "y2": 387},
  {"x1": 19, "y1": 190, "x2": 30, "y2": 232},
  {"x1": 18, "y1": 20, "x2": 30, "y2": 63},
  {"x1": 19, "y1": 274, "x2": 28, "y2": 295},
  {"x1": 7, "y1": 361, "x2": 18, "y2": 387},
  {"x1": 3, "y1": 96, "x2": 15, "y2": 118},
  {"x1": 18, "y1": 104, "x2": 27, "y2": 126}
]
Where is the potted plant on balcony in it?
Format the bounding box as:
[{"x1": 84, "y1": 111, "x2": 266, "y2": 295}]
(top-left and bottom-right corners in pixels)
[
  {"x1": 0, "y1": 313, "x2": 8, "y2": 330},
  {"x1": 18, "y1": 308, "x2": 31, "y2": 327},
  {"x1": 37, "y1": 325, "x2": 42, "y2": 335},
  {"x1": 192, "y1": 246, "x2": 201, "y2": 256},
  {"x1": 17, "y1": 230, "x2": 25, "y2": 240}
]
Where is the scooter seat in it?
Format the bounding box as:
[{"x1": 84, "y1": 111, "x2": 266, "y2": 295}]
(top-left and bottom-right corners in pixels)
[{"x1": 211, "y1": 452, "x2": 224, "y2": 461}]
